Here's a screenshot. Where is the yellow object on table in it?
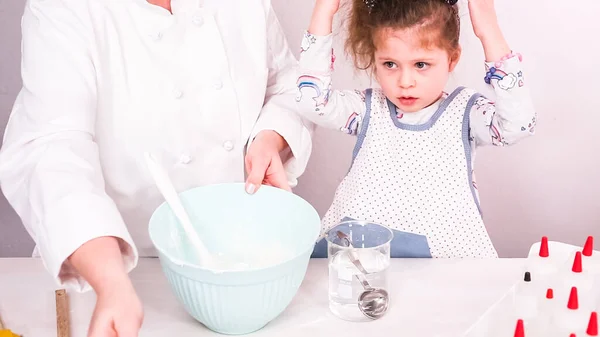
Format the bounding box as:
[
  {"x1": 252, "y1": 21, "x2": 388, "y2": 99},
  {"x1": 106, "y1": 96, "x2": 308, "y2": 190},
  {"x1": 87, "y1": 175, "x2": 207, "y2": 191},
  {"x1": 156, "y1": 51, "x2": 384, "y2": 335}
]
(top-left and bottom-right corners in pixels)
[
  {"x1": 0, "y1": 312, "x2": 19, "y2": 337},
  {"x1": 0, "y1": 330, "x2": 19, "y2": 337},
  {"x1": 0, "y1": 289, "x2": 69, "y2": 337}
]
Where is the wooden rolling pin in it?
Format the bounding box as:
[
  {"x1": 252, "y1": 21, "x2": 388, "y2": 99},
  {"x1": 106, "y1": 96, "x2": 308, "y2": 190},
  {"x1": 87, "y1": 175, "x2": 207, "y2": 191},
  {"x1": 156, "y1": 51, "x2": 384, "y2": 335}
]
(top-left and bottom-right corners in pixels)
[{"x1": 55, "y1": 289, "x2": 69, "y2": 337}]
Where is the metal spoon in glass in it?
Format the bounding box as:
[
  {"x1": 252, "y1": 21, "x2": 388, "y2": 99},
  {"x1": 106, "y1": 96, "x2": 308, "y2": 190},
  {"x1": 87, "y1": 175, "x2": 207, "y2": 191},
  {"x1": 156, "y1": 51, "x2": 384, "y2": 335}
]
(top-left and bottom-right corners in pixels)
[{"x1": 336, "y1": 231, "x2": 390, "y2": 320}]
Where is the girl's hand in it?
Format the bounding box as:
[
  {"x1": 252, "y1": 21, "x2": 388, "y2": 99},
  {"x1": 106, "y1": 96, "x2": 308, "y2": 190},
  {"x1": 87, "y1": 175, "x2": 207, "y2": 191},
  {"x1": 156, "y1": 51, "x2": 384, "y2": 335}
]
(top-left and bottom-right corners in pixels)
[
  {"x1": 468, "y1": 0, "x2": 500, "y2": 40},
  {"x1": 468, "y1": 0, "x2": 511, "y2": 62},
  {"x1": 308, "y1": 0, "x2": 341, "y2": 36},
  {"x1": 314, "y1": 0, "x2": 342, "y2": 18}
]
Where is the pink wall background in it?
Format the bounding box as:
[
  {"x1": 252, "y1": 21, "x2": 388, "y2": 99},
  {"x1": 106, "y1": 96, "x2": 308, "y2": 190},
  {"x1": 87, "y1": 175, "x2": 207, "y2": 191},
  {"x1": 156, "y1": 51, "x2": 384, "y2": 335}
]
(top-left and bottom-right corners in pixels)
[{"x1": 1, "y1": 0, "x2": 599, "y2": 257}]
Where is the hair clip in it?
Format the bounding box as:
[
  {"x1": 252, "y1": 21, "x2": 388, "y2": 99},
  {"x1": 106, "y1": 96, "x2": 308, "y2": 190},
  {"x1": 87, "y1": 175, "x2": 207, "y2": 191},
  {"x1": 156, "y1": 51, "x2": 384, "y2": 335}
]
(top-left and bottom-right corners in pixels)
[
  {"x1": 444, "y1": 0, "x2": 458, "y2": 5},
  {"x1": 364, "y1": 0, "x2": 376, "y2": 13}
]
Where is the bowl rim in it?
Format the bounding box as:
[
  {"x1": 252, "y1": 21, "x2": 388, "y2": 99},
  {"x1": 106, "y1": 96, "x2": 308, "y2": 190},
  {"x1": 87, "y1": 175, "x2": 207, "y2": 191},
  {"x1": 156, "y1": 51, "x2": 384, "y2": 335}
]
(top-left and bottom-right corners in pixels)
[{"x1": 147, "y1": 182, "x2": 321, "y2": 273}]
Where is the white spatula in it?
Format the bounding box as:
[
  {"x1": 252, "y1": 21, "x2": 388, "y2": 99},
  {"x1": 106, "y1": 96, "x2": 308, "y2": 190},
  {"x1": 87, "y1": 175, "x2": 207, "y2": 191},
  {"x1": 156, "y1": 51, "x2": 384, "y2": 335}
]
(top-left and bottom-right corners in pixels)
[{"x1": 144, "y1": 152, "x2": 214, "y2": 267}]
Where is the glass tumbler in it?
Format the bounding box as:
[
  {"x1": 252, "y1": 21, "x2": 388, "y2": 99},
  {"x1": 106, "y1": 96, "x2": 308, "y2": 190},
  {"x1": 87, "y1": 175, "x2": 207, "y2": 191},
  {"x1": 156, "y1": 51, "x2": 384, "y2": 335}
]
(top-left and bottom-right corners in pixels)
[{"x1": 326, "y1": 220, "x2": 393, "y2": 321}]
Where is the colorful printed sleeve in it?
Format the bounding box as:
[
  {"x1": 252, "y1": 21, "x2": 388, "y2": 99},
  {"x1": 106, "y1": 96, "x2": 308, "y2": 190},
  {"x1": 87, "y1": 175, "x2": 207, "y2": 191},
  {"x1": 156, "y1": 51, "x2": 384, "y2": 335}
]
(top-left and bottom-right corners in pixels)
[
  {"x1": 468, "y1": 54, "x2": 537, "y2": 146},
  {"x1": 296, "y1": 31, "x2": 367, "y2": 136}
]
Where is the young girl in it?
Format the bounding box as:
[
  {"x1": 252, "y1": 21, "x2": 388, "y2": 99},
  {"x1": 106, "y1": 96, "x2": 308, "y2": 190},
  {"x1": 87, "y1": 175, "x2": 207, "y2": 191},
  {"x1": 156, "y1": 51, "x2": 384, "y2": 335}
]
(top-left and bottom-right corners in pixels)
[{"x1": 299, "y1": 0, "x2": 536, "y2": 258}]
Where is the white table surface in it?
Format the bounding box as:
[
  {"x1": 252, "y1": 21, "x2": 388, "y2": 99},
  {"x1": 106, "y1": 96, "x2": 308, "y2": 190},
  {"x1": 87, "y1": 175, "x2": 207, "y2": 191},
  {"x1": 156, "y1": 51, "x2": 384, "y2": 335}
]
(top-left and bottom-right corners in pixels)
[{"x1": 0, "y1": 257, "x2": 527, "y2": 337}]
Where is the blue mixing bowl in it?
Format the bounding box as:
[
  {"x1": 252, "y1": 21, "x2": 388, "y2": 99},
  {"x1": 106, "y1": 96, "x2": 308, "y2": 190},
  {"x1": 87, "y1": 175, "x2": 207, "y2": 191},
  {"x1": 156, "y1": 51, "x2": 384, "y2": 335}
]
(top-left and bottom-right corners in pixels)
[{"x1": 148, "y1": 183, "x2": 321, "y2": 335}]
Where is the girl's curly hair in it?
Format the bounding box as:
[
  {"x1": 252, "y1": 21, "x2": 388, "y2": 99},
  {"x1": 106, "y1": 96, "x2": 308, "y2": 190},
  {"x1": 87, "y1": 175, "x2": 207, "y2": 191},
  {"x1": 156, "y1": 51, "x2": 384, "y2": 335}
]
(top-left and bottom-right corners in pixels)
[{"x1": 345, "y1": 0, "x2": 461, "y2": 71}]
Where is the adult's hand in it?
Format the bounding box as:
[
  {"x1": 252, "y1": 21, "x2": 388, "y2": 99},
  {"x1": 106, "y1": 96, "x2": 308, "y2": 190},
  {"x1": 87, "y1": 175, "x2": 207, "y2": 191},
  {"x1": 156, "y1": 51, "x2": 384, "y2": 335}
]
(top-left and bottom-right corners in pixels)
[
  {"x1": 68, "y1": 237, "x2": 143, "y2": 337},
  {"x1": 245, "y1": 130, "x2": 291, "y2": 194}
]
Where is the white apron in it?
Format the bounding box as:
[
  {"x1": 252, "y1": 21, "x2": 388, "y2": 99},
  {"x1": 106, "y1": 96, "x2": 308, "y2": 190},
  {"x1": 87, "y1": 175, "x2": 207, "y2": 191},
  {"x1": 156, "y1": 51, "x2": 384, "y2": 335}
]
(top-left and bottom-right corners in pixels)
[{"x1": 318, "y1": 87, "x2": 498, "y2": 258}]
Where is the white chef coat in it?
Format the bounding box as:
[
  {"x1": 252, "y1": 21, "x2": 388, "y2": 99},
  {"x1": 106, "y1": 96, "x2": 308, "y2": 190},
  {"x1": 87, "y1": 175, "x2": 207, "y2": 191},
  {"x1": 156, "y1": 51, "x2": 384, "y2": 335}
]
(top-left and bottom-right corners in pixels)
[{"x1": 0, "y1": 0, "x2": 314, "y2": 292}]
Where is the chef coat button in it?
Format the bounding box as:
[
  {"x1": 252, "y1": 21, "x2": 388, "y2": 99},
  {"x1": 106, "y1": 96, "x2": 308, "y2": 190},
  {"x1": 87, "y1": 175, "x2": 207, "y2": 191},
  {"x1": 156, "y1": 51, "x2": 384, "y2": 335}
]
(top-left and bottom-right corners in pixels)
[
  {"x1": 150, "y1": 31, "x2": 163, "y2": 41},
  {"x1": 172, "y1": 89, "x2": 183, "y2": 99},
  {"x1": 223, "y1": 141, "x2": 234, "y2": 151},
  {"x1": 192, "y1": 15, "x2": 204, "y2": 26},
  {"x1": 180, "y1": 154, "x2": 192, "y2": 164}
]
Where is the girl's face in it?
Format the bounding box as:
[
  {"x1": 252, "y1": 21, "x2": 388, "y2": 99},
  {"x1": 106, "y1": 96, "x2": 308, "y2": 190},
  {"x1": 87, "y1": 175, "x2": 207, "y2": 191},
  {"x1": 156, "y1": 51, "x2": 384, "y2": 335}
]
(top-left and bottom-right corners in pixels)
[{"x1": 374, "y1": 27, "x2": 460, "y2": 113}]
